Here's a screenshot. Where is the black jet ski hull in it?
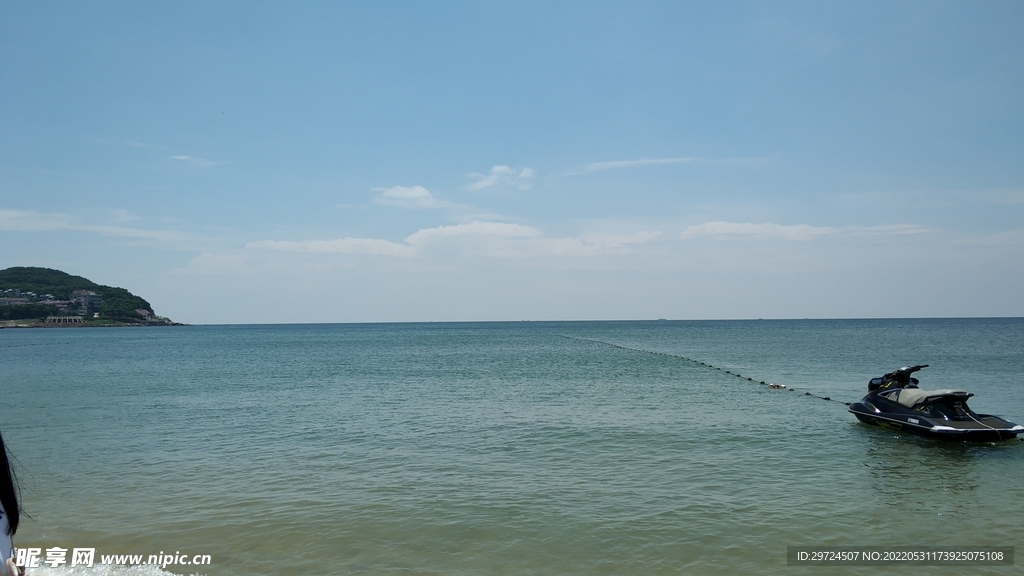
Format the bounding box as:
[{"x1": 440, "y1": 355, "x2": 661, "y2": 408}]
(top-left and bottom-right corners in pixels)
[{"x1": 849, "y1": 402, "x2": 1022, "y2": 442}]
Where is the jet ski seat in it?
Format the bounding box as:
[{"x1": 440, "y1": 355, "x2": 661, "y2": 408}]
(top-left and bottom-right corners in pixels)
[{"x1": 882, "y1": 388, "x2": 973, "y2": 408}]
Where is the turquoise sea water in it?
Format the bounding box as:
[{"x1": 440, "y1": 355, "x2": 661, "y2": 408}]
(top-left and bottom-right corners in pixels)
[{"x1": 2, "y1": 319, "x2": 1023, "y2": 575}]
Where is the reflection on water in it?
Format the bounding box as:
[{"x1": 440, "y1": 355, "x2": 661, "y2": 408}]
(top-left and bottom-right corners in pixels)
[{"x1": 860, "y1": 425, "x2": 1023, "y2": 520}]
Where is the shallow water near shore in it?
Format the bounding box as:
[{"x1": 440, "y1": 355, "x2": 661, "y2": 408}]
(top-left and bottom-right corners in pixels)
[{"x1": 3, "y1": 319, "x2": 1023, "y2": 575}]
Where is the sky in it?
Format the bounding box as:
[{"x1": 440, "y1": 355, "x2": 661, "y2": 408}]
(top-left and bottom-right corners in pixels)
[{"x1": 2, "y1": 1, "x2": 1023, "y2": 323}]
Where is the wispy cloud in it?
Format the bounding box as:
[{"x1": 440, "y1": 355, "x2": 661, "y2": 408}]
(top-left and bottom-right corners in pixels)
[
  {"x1": 680, "y1": 221, "x2": 836, "y2": 240},
  {"x1": 247, "y1": 221, "x2": 661, "y2": 259},
  {"x1": 111, "y1": 209, "x2": 140, "y2": 222},
  {"x1": 247, "y1": 237, "x2": 415, "y2": 258},
  {"x1": 176, "y1": 252, "x2": 251, "y2": 276},
  {"x1": 565, "y1": 156, "x2": 769, "y2": 175},
  {"x1": 991, "y1": 189, "x2": 1024, "y2": 205},
  {"x1": 0, "y1": 207, "x2": 210, "y2": 248},
  {"x1": 247, "y1": 223, "x2": 536, "y2": 259},
  {"x1": 580, "y1": 230, "x2": 662, "y2": 248},
  {"x1": 0, "y1": 208, "x2": 78, "y2": 232},
  {"x1": 958, "y1": 228, "x2": 1024, "y2": 247},
  {"x1": 171, "y1": 155, "x2": 219, "y2": 167},
  {"x1": 679, "y1": 221, "x2": 929, "y2": 241},
  {"x1": 127, "y1": 140, "x2": 154, "y2": 148},
  {"x1": 834, "y1": 187, "x2": 1024, "y2": 210},
  {"x1": 567, "y1": 156, "x2": 696, "y2": 175},
  {"x1": 467, "y1": 165, "x2": 536, "y2": 191},
  {"x1": 846, "y1": 224, "x2": 929, "y2": 236}
]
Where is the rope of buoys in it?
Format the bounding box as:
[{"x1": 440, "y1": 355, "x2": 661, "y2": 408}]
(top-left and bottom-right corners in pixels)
[{"x1": 559, "y1": 335, "x2": 852, "y2": 406}]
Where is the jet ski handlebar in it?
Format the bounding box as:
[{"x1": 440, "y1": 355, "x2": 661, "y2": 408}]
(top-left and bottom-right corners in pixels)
[
  {"x1": 868, "y1": 365, "x2": 930, "y2": 391},
  {"x1": 894, "y1": 364, "x2": 929, "y2": 376}
]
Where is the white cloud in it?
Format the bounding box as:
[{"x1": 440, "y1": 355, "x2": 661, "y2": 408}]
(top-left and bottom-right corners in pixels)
[
  {"x1": 406, "y1": 221, "x2": 540, "y2": 245},
  {"x1": 372, "y1": 185, "x2": 453, "y2": 209},
  {"x1": 468, "y1": 165, "x2": 512, "y2": 191},
  {"x1": 171, "y1": 155, "x2": 218, "y2": 167},
  {"x1": 467, "y1": 165, "x2": 536, "y2": 191},
  {"x1": 247, "y1": 222, "x2": 539, "y2": 259},
  {"x1": 247, "y1": 221, "x2": 660, "y2": 260},
  {"x1": 370, "y1": 185, "x2": 506, "y2": 220}
]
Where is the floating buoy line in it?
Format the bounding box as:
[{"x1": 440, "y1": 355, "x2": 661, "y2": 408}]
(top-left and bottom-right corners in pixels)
[{"x1": 559, "y1": 335, "x2": 852, "y2": 406}]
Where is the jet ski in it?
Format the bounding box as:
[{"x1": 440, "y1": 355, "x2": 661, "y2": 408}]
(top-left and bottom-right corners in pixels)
[{"x1": 848, "y1": 365, "x2": 1023, "y2": 441}]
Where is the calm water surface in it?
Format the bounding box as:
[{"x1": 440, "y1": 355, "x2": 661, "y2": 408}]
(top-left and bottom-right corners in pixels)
[{"x1": 2, "y1": 320, "x2": 1023, "y2": 575}]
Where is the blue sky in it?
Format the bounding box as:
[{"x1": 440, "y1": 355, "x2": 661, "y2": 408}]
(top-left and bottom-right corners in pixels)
[{"x1": 2, "y1": 1, "x2": 1022, "y2": 323}]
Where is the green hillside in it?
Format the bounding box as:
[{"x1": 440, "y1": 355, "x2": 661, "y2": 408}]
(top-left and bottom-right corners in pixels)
[{"x1": 0, "y1": 267, "x2": 154, "y2": 320}]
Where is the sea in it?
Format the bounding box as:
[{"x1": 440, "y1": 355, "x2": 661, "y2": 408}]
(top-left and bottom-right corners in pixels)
[{"x1": 2, "y1": 319, "x2": 1022, "y2": 575}]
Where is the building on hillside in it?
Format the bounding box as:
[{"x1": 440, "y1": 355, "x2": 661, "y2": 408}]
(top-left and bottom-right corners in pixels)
[
  {"x1": 0, "y1": 297, "x2": 31, "y2": 306},
  {"x1": 71, "y1": 290, "x2": 103, "y2": 311}
]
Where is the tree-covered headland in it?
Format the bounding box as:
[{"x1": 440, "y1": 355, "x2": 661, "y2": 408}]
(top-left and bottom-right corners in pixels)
[{"x1": 0, "y1": 267, "x2": 170, "y2": 324}]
